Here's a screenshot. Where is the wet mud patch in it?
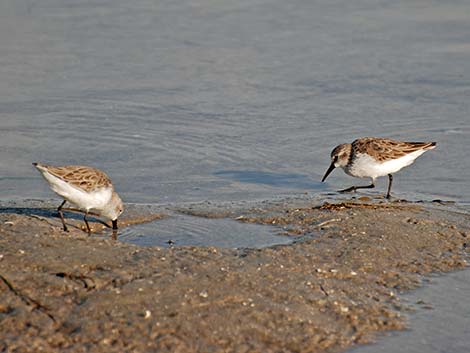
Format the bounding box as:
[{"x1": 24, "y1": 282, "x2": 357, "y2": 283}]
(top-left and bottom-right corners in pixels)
[
  {"x1": 0, "y1": 200, "x2": 167, "y2": 236},
  {"x1": 0, "y1": 198, "x2": 469, "y2": 353}
]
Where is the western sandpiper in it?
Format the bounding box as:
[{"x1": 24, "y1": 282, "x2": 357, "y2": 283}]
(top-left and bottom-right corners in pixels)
[
  {"x1": 321, "y1": 137, "x2": 436, "y2": 199},
  {"x1": 33, "y1": 163, "x2": 124, "y2": 233}
]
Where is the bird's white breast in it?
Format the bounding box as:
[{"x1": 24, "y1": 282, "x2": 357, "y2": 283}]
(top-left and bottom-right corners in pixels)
[{"x1": 345, "y1": 150, "x2": 427, "y2": 179}]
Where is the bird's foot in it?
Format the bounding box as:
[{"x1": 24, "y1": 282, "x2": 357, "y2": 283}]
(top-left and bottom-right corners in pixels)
[{"x1": 338, "y1": 186, "x2": 357, "y2": 193}]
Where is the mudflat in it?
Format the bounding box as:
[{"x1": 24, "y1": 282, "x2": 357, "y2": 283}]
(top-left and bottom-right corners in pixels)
[{"x1": 0, "y1": 198, "x2": 469, "y2": 353}]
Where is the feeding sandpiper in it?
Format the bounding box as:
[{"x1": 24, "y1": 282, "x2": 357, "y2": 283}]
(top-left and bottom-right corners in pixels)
[
  {"x1": 321, "y1": 137, "x2": 436, "y2": 199},
  {"x1": 33, "y1": 163, "x2": 124, "y2": 233}
]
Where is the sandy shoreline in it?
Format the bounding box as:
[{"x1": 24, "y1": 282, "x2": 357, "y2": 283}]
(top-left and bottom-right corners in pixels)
[{"x1": 0, "y1": 198, "x2": 469, "y2": 353}]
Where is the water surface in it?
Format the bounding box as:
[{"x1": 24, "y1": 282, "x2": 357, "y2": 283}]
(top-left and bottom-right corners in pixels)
[{"x1": 1, "y1": 0, "x2": 469, "y2": 204}]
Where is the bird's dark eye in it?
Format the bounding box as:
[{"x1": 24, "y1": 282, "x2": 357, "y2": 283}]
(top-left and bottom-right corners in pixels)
[{"x1": 333, "y1": 156, "x2": 338, "y2": 162}]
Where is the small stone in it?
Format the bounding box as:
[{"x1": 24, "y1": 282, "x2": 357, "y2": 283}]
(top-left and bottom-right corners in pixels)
[{"x1": 144, "y1": 310, "x2": 152, "y2": 319}]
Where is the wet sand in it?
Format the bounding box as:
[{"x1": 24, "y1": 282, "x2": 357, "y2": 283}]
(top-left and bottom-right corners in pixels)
[{"x1": 0, "y1": 198, "x2": 469, "y2": 353}]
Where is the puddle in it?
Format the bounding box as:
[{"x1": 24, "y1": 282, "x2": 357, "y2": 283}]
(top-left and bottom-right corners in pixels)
[
  {"x1": 118, "y1": 213, "x2": 293, "y2": 249},
  {"x1": 350, "y1": 269, "x2": 470, "y2": 353}
]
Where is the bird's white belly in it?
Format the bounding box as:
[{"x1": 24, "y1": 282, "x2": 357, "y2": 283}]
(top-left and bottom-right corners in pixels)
[
  {"x1": 42, "y1": 172, "x2": 112, "y2": 212},
  {"x1": 345, "y1": 150, "x2": 426, "y2": 179}
]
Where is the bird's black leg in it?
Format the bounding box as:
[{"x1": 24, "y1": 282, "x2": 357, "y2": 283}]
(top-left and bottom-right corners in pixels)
[
  {"x1": 83, "y1": 211, "x2": 91, "y2": 234},
  {"x1": 386, "y1": 174, "x2": 393, "y2": 199},
  {"x1": 339, "y1": 183, "x2": 375, "y2": 193},
  {"x1": 57, "y1": 200, "x2": 68, "y2": 231}
]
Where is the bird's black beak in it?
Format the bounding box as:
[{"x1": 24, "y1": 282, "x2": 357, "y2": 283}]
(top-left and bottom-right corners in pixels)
[
  {"x1": 112, "y1": 219, "x2": 118, "y2": 230},
  {"x1": 321, "y1": 162, "x2": 336, "y2": 182}
]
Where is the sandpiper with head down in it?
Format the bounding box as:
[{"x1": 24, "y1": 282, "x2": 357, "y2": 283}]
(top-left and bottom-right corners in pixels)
[
  {"x1": 321, "y1": 137, "x2": 436, "y2": 199},
  {"x1": 33, "y1": 163, "x2": 124, "y2": 233}
]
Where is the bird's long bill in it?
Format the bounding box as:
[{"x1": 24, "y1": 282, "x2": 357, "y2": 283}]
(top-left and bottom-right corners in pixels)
[
  {"x1": 321, "y1": 163, "x2": 336, "y2": 182},
  {"x1": 112, "y1": 219, "x2": 118, "y2": 230}
]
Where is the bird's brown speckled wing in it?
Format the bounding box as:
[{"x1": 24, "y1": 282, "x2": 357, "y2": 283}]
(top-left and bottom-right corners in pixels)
[
  {"x1": 353, "y1": 137, "x2": 436, "y2": 162},
  {"x1": 42, "y1": 165, "x2": 113, "y2": 192}
]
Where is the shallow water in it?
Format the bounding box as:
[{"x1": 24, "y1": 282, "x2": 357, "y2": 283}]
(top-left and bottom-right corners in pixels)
[
  {"x1": 350, "y1": 269, "x2": 470, "y2": 353},
  {"x1": 0, "y1": 0, "x2": 470, "y2": 205}
]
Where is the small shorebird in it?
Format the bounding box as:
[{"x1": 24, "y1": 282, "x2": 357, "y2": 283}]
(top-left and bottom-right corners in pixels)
[
  {"x1": 321, "y1": 137, "x2": 436, "y2": 199},
  {"x1": 33, "y1": 163, "x2": 124, "y2": 233}
]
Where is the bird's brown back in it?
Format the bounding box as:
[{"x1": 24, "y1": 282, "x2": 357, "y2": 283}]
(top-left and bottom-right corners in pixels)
[
  {"x1": 41, "y1": 165, "x2": 113, "y2": 192},
  {"x1": 352, "y1": 137, "x2": 436, "y2": 162}
]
